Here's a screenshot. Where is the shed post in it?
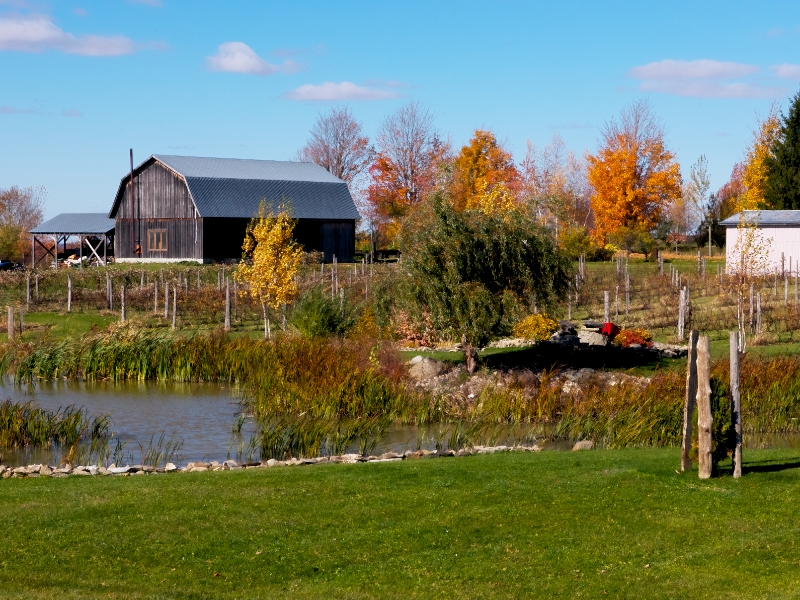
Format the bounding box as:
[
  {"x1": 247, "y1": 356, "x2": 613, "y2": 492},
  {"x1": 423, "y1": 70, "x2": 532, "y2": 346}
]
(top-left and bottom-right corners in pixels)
[
  {"x1": 696, "y1": 335, "x2": 713, "y2": 479},
  {"x1": 681, "y1": 330, "x2": 700, "y2": 472},
  {"x1": 731, "y1": 331, "x2": 742, "y2": 479},
  {"x1": 31, "y1": 235, "x2": 34, "y2": 269}
]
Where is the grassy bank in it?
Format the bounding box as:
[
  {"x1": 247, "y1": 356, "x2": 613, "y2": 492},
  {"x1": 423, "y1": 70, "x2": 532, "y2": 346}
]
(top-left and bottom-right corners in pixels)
[{"x1": 1, "y1": 448, "x2": 800, "y2": 598}]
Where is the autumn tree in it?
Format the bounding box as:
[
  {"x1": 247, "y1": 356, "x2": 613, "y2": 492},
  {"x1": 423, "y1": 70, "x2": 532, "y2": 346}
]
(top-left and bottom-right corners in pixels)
[
  {"x1": 366, "y1": 102, "x2": 449, "y2": 246},
  {"x1": 450, "y1": 129, "x2": 519, "y2": 215},
  {"x1": 0, "y1": 185, "x2": 44, "y2": 262},
  {"x1": 740, "y1": 105, "x2": 781, "y2": 211},
  {"x1": 297, "y1": 106, "x2": 373, "y2": 187},
  {"x1": 236, "y1": 201, "x2": 303, "y2": 339},
  {"x1": 586, "y1": 100, "x2": 682, "y2": 244},
  {"x1": 765, "y1": 91, "x2": 800, "y2": 209}
]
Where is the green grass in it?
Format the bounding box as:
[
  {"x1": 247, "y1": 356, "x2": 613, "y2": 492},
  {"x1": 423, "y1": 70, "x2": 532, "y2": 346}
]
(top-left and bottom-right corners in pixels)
[{"x1": 1, "y1": 448, "x2": 800, "y2": 598}]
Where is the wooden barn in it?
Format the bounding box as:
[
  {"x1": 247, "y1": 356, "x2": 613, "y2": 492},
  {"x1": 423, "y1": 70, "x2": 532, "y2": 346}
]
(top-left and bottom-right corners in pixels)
[{"x1": 109, "y1": 155, "x2": 359, "y2": 263}]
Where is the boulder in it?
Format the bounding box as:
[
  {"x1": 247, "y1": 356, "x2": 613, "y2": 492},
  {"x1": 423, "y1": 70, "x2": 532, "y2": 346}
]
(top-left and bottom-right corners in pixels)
[
  {"x1": 39, "y1": 465, "x2": 52, "y2": 476},
  {"x1": 583, "y1": 320, "x2": 604, "y2": 331},
  {"x1": 223, "y1": 460, "x2": 239, "y2": 469},
  {"x1": 578, "y1": 330, "x2": 607, "y2": 346},
  {"x1": 408, "y1": 357, "x2": 448, "y2": 381},
  {"x1": 108, "y1": 466, "x2": 131, "y2": 474},
  {"x1": 165, "y1": 462, "x2": 177, "y2": 472},
  {"x1": 572, "y1": 440, "x2": 594, "y2": 451}
]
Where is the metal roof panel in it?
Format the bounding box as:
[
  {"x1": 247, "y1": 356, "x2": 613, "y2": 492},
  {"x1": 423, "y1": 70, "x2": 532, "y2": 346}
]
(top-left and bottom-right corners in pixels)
[
  {"x1": 720, "y1": 210, "x2": 800, "y2": 226},
  {"x1": 30, "y1": 213, "x2": 116, "y2": 235}
]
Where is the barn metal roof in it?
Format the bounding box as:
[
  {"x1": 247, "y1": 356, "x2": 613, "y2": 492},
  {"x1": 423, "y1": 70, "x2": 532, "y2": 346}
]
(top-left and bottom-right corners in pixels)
[
  {"x1": 721, "y1": 210, "x2": 800, "y2": 227},
  {"x1": 30, "y1": 213, "x2": 115, "y2": 235},
  {"x1": 108, "y1": 155, "x2": 360, "y2": 221}
]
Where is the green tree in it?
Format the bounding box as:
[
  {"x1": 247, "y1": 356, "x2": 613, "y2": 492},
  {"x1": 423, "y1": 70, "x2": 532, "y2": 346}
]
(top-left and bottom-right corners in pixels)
[
  {"x1": 764, "y1": 92, "x2": 800, "y2": 209},
  {"x1": 399, "y1": 195, "x2": 571, "y2": 372}
]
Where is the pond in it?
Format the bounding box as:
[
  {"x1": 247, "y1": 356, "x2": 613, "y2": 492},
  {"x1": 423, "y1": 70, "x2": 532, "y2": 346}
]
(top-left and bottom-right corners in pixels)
[{"x1": 0, "y1": 378, "x2": 254, "y2": 467}]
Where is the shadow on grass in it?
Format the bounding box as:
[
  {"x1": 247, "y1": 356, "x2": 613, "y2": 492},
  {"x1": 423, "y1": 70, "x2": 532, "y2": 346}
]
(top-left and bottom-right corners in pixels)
[{"x1": 742, "y1": 459, "x2": 800, "y2": 475}]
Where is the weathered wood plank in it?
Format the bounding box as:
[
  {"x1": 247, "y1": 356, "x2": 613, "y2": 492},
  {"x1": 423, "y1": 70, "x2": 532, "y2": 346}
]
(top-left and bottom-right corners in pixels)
[{"x1": 696, "y1": 335, "x2": 713, "y2": 479}]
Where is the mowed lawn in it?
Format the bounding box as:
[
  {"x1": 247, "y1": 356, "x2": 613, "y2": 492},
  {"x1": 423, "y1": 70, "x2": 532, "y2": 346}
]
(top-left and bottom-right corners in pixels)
[{"x1": 1, "y1": 449, "x2": 800, "y2": 598}]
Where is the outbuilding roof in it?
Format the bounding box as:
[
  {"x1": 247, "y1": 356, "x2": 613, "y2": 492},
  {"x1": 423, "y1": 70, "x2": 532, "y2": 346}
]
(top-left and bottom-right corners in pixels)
[
  {"x1": 109, "y1": 155, "x2": 360, "y2": 221},
  {"x1": 720, "y1": 210, "x2": 800, "y2": 227},
  {"x1": 30, "y1": 213, "x2": 115, "y2": 235}
]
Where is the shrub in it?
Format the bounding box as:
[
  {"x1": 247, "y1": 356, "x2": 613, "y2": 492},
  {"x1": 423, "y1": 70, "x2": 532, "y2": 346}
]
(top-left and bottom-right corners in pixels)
[
  {"x1": 512, "y1": 314, "x2": 558, "y2": 341},
  {"x1": 289, "y1": 286, "x2": 358, "y2": 338},
  {"x1": 612, "y1": 328, "x2": 653, "y2": 348}
]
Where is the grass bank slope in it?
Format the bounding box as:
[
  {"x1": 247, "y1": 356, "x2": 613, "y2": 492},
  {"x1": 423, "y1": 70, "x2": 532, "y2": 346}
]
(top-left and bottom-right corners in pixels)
[{"x1": 1, "y1": 449, "x2": 800, "y2": 598}]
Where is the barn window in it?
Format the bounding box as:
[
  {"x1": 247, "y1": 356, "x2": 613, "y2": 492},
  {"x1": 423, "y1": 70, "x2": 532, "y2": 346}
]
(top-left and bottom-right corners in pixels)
[{"x1": 148, "y1": 229, "x2": 168, "y2": 252}]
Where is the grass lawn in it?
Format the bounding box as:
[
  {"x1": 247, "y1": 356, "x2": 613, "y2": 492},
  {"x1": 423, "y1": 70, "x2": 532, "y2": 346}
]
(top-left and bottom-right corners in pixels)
[{"x1": 2, "y1": 449, "x2": 800, "y2": 598}]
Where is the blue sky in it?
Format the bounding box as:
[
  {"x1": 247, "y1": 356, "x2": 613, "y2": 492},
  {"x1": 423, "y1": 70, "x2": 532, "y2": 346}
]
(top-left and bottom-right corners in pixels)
[{"x1": 1, "y1": 0, "x2": 800, "y2": 218}]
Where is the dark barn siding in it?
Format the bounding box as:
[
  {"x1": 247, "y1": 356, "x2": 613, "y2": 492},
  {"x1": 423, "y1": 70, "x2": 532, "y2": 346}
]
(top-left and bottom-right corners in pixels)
[
  {"x1": 203, "y1": 218, "x2": 355, "y2": 262},
  {"x1": 116, "y1": 218, "x2": 203, "y2": 260}
]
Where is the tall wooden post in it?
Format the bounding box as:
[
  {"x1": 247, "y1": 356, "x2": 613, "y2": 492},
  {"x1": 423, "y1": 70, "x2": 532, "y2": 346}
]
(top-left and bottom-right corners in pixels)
[
  {"x1": 731, "y1": 331, "x2": 742, "y2": 479},
  {"x1": 681, "y1": 330, "x2": 700, "y2": 472},
  {"x1": 154, "y1": 281, "x2": 158, "y2": 314},
  {"x1": 26, "y1": 274, "x2": 30, "y2": 309},
  {"x1": 224, "y1": 280, "x2": 231, "y2": 332},
  {"x1": 678, "y1": 288, "x2": 685, "y2": 340},
  {"x1": 604, "y1": 291, "x2": 610, "y2": 323},
  {"x1": 164, "y1": 282, "x2": 169, "y2": 319},
  {"x1": 67, "y1": 274, "x2": 72, "y2": 313},
  {"x1": 172, "y1": 286, "x2": 177, "y2": 330},
  {"x1": 6, "y1": 307, "x2": 14, "y2": 341},
  {"x1": 696, "y1": 335, "x2": 713, "y2": 479},
  {"x1": 121, "y1": 285, "x2": 126, "y2": 323}
]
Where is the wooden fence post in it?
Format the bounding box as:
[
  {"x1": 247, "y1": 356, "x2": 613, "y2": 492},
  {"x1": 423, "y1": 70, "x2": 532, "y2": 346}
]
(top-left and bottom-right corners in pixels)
[
  {"x1": 172, "y1": 286, "x2": 177, "y2": 330},
  {"x1": 224, "y1": 280, "x2": 231, "y2": 332},
  {"x1": 7, "y1": 306, "x2": 14, "y2": 341},
  {"x1": 696, "y1": 335, "x2": 713, "y2": 479},
  {"x1": 731, "y1": 331, "x2": 742, "y2": 479},
  {"x1": 121, "y1": 285, "x2": 126, "y2": 323},
  {"x1": 154, "y1": 281, "x2": 158, "y2": 314},
  {"x1": 681, "y1": 330, "x2": 700, "y2": 472},
  {"x1": 26, "y1": 274, "x2": 30, "y2": 309},
  {"x1": 67, "y1": 274, "x2": 72, "y2": 313},
  {"x1": 604, "y1": 291, "x2": 610, "y2": 323},
  {"x1": 164, "y1": 282, "x2": 169, "y2": 319}
]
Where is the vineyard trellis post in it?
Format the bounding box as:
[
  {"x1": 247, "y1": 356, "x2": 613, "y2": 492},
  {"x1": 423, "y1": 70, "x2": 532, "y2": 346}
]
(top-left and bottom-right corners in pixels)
[
  {"x1": 6, "y1": 306, "x2": 14, "y2": 341},
  {"x1": 696, "y1": 335, "x2": 713, "y2": 479},
  {"x1": 731, "y1": 331, "x2": 742, "y2": 479},
  {"x1": 681, "y1": 329, "x2": 700, "y2": 472}
]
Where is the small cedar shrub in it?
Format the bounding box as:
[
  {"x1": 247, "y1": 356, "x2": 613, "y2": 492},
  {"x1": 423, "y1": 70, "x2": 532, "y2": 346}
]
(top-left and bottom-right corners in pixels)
[
  {"x1": 512, "y1": 314, "x2": 559, "y2": 341},
  {"x1": 612, "y1": 328, "x2": 653, "y2": 348}
]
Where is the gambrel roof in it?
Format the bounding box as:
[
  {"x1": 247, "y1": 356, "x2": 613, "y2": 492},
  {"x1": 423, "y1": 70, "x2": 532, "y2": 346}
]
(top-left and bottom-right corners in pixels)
[{"x1": 109, "y1": 155, "x2": 360, "y2": 220}]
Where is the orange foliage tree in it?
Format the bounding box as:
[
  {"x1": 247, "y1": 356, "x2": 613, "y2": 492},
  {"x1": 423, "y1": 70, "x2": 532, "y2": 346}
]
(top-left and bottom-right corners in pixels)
[
  {"x1": 366, "y1": 103, "x2": 449, "y2": 246},
  {"x1": 586, "y1": 101, "x2": 682, "y2": 244},
  {"x1": 740, "y1": 105, "x2": 781, "y2": 211},
  {"x1": 450, "y1": 129, "x2": 519, "y2": 214}
]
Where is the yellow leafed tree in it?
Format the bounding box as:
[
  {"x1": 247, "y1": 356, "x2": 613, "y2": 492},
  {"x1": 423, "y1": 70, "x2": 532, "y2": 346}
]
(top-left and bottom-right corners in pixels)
[
  {"x1": 236, "y1": 201, "x2": 303, "y2": 339},
  {"x1": 739, "y1": 107, "x2": 781, "y2": 211}
]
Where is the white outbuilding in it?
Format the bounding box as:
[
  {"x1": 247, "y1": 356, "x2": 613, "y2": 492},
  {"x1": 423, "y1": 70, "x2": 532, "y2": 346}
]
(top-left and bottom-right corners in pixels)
[{"x1": 721, "y1": 210, "x2": 800, "y2": 274}]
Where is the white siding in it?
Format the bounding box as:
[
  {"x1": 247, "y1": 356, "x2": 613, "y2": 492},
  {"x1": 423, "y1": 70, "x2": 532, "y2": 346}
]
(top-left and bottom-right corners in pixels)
[{"x1": 726, "y1": 225, "x2": 800, "y2": 274}]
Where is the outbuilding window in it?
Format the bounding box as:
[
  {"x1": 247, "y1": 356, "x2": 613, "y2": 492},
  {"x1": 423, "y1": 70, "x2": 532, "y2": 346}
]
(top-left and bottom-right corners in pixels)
[{"x1": 148, "y1": 229, "x2": 168, "y2": 252}]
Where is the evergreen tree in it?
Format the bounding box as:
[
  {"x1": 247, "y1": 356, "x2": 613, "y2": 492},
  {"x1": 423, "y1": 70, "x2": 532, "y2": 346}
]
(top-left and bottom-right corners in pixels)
[{"x1": 764, "y1": 92, "x2": 800, "y2": 209}]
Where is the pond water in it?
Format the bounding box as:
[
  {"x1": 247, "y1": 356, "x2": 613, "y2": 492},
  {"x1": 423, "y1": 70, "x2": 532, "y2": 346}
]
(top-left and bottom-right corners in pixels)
[
  {"x1": 0, "y1": 378, "x2": 254, "y2": 467},
  {"x1": 2, "y1": 378, "x2": 799, "y2": 467}
]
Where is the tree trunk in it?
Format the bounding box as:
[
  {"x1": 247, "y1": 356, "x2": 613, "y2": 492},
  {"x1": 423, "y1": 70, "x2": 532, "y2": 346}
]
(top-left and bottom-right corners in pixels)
[
  {"x1": 464, "y1": 342, "x2": 478, "y2": 374},
  {"x1": 696, "y1": 336, "x2": 713, "y2": 479},
  {"x1": 731, "y1": 331, "x2": 742, "y2": 479}
]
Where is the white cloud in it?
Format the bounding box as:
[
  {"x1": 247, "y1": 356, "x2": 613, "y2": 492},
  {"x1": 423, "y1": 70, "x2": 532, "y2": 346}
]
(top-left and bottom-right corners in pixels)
[
  {"x1": 205, "y1": 42, "x2": 303, "y2": 76},
  {"x1": 61, "y1": 108, "x2": 81, "y2": 117},
  {"x1": 285, "y1": 81, "x2": 402, "y2": 101},
  {"x1": 628, "y1": 59, "x2": 786, "y2": 98},
  {"x1": 0, "y1": 13, "x2": 138, "y2": 55},
  {"x1": 772, "y1": 64, "x2": 800, "y2": 80},
  {"x1": 628, "y1": 59, "x2": 759, "y2": 80},
  {"x1": 0, "y1": 105, "x2": 39, "y2": 114}
]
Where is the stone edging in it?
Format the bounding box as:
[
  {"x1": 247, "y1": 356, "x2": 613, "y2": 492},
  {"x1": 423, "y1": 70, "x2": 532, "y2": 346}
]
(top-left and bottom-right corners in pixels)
[{"x1": 0, "y1": 445, "x2": 553, "y2": 479}]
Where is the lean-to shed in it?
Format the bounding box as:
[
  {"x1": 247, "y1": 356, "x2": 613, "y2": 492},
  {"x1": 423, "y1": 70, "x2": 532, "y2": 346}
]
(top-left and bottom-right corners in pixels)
[
  {"x1": 108, "y1": 155, "x2": 359, "y2": 263},
  {"x1": 721, "y1": 210, "x2": 800, "y2": 274}
]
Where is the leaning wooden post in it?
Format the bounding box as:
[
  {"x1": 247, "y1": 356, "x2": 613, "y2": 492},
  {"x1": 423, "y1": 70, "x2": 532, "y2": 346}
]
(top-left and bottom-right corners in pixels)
[
  {"x1": 224, "y1": 279, "x2": 231, "y2": 332},
  {"x1": 696, "y1": 335, "x2": 713, "y2": 479},
  {"x1": 681, "y1": 330, "x2": 700, "y2": 472},
  {"x1": 121, "y1": 285, "x2": 126, "y2": 323},
  {"x1": 6, "y1": 306, "x2": 14, "y2": 341},
  {"x1": 67, "y1": 274, "x2": 72, "y2": 313},
  {"x1": 731, "y1": 331, "x2": 742, "y2": 479},
  {"x1": 604, "y1": 291, "x2": 610, "y2": 322}
]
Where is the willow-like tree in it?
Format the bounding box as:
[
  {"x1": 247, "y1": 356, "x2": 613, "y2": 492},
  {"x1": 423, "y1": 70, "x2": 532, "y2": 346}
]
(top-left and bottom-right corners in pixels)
[
  {"x1": 586, "y1": 100, "x2": 681, "y2": 244},
  {"x1": 236, "y1": 202, "x2": 303, "y2": 339}
]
